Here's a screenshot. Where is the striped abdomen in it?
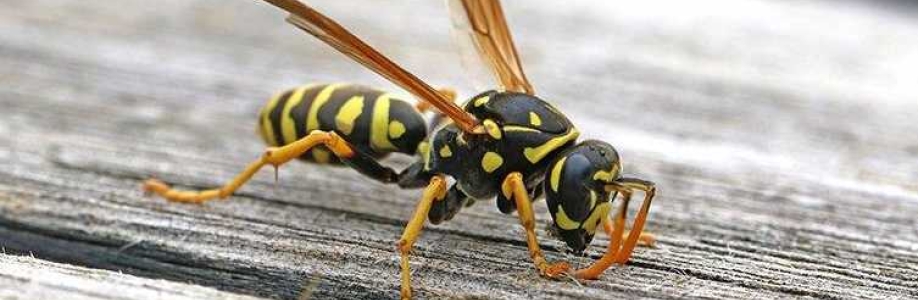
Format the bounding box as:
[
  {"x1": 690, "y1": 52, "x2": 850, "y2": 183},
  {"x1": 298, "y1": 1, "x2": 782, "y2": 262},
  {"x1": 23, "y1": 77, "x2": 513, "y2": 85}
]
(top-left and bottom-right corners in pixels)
[{"x1": 257, "y1": 83, "x2": 428, "y2": 164}]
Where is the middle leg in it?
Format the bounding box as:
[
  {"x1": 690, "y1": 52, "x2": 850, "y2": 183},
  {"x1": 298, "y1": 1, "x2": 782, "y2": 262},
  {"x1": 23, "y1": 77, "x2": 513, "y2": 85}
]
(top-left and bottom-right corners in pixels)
[{"x1": 397, "y1": 175, "x2": 448, "y2": 300}]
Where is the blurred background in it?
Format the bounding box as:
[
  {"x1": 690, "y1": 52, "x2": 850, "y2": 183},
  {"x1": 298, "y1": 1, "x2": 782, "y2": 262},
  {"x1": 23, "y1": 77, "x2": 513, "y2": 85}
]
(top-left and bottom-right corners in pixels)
[
  {"x1": 1, "y1": 0, "x2": 917, "y2": 299},
  {"x1": 5, "y1": 0, "x2": 918, "y2": 189}
]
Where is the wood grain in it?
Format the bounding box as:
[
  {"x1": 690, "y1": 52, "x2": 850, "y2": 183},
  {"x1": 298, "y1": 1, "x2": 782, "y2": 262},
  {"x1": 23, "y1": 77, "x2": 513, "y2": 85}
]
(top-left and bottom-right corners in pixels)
[
  {"x1": 1, "y1": 0, "x2": 917, "y2": 299},
  {"x1": 0, "y1": 254, "x2": 265, "y2": 300}
]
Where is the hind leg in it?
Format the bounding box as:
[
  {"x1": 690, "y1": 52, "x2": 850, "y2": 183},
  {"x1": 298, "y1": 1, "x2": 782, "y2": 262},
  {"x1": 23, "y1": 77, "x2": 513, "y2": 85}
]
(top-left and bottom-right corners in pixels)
[{"x1": 144, "y1": 130, "x2": 393, "y2": 203}]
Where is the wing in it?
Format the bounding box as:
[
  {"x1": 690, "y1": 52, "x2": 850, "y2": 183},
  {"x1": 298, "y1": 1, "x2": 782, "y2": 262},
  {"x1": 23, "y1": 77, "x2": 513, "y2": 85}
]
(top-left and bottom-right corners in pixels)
[
  {"x1": 258, "y1": 0, "x2": 481, "y2": 133},
  {"x1": 448, "y1": 0, "x2": 534, "y2": 95}
]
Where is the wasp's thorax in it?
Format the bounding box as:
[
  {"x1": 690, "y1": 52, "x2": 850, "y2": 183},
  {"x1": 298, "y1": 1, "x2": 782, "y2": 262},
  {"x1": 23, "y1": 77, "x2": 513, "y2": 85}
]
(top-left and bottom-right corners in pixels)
[{"x1": 422, "y1": 91, "x2": 579, "y2": 202}]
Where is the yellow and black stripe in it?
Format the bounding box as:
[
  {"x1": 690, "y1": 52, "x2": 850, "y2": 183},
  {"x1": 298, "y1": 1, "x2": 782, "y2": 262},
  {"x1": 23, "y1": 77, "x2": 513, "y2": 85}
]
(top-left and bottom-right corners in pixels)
[{"x1": 257, "y1": 83, "x2": 428, "y2": 164}]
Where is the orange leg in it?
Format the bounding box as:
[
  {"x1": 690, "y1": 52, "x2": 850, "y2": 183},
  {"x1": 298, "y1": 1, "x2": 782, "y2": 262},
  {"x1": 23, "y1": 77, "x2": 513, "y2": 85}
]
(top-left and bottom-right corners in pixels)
[
  {"x1": 143, "y1": 130, "x2": 354, "y2": 204},
  {"x1": 573, "y1": 193, "x2": 629, "y2": 280},
  {"x1": 397, "y1": 175, "x2": 448, "y2": 300},
  {"x1": 612, "y1": 179, "x2": 656, "y2": 263},
  {"x1": 600, "y1": 191, "x2": 656, "y2": 248},
  {"x1": 502, "y1": 172, "x2": 570, "y2": 278},
  {"x1": 574, "y1": 178, "x2": 656, "y2": 280},
  {"x1": 620, "y1": 230, "x2": 656, "y2": 248}
]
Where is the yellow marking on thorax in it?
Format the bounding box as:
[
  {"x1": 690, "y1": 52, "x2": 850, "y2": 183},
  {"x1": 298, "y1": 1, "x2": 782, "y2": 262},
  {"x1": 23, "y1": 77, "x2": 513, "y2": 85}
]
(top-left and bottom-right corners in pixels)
[
  {"x1": 554, "y1": 206, "x2": 580, "y2": 230},
  {"x1": 593, "y1": 164, "x2": 621, "y2": 182},
  {"x1": 312, "y1": 148, "x2": 332, "y2": 163},
  {"x1": 481, "y1": 152, "x2": 504, "y2": 173},
  {"x1": 260, "y1": 92, "x2": 284, "y2": 146},
  {"x1": 483, "y1": 119, "x2": 502, "y2": 139},
  {"x1": 388, "y1": 121, "x2": 406, "y2": 139},
  {"x1": 523, "y1": 129, "x2": 580, "y2": 164},
  {"x1": 529, "y1": 112, "x2": 542, "y2": 126},
  {"x1": 503, "y1": 126, "x2": 541, "y2": 133},
  {"x1": 335, "y1": 95, "x2": 364, "y2": 135},
  {"x1": 417, "y1": 141, "x2": 431, "y2": 170},
  {"x1": 583, "y1": 202, "x2": 611, "y2": 234},
  {"x1": 549, "y1": 156, "x2": 567, "y2": 192},
  {"x1": 439, "y1": 145, "x2": 452, "y2": 158},
  {"x1": 281, "y1": 86, "x2": 309, "y2": 143},
  {"x1": 473, "y1": 95, "x2": 490, "y2": 107},
  {"x1": 370, "y1": 93, "x2": 398, "y2": 151},
  {"x1": 306, "y1": 84, "x2": 344, "y2": 133}
]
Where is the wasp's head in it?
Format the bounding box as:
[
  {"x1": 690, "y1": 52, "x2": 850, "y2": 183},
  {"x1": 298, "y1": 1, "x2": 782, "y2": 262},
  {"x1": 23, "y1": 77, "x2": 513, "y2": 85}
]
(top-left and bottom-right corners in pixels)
[{"x1": 544, "y1": 140, "x2": 621, "y2": 253}]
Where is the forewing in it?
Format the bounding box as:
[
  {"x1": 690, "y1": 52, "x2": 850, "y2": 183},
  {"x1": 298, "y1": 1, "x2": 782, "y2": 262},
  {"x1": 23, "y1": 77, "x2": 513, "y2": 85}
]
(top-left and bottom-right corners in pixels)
[
  {"x1": 259, "y1": 0, "x2": 480, "y2": 133},
  {"x1": 448, "y1": 0, "x2": 534, "y2": 95}
]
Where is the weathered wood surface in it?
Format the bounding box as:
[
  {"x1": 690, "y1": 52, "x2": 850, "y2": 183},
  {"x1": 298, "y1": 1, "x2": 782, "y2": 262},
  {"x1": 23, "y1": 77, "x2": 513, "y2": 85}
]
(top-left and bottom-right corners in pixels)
[
  {"x1": 0, "y1": 254, "x2": 264, "y2": 300},
  {"x1": 2, "y1": 0, "x2": 918, "y2": 299}
]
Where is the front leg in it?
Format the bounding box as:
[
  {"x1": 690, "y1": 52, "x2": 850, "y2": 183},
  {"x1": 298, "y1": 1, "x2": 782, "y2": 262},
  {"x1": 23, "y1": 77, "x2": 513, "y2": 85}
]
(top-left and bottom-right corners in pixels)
[
  {"x1": 601, "y1": 190, "x2": 656, "y2": 248},
  {"x1": 574, "y1": 177, "x2": 656, "y2": 279},
  {"x1": 502, "y1": 172, "x2": 570, "y2": 278}
]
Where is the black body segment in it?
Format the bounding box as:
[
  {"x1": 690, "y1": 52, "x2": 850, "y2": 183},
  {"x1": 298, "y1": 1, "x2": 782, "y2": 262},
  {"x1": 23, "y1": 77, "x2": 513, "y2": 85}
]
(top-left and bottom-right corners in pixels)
[
  {"x1": 257, "y1": 83, "x2": 428, "y2": 164},
  {"x1": 338, "y1": 143, "x2": 399, "y2": 183},
  {"x1": 424, "y1": 91, "x2": 579, "y2": 205},
  {"x1": 257, "y1": 85, "x2": 647, "y2": 257},
  {"x1": 544, "y1": 140, "x2": 622, "y2": 252},
  {"x1": 428, "y1": 184, "x2": 473, "y2": 224}
]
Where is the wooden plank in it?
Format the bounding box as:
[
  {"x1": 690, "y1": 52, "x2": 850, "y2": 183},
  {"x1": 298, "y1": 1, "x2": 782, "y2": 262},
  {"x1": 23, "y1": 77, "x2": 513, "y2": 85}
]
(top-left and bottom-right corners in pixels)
[
  {"x1": 1, "y1": 0, "x2": 918, "y2": 299},
  {"x1": 0, "y1": 253, "x2": 266, "y2": 300}
]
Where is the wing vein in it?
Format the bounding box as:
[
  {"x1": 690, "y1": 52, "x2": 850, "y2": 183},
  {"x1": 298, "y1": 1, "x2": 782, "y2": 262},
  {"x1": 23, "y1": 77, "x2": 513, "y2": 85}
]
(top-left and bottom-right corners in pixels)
[
  {"x1": 452, "y1": 0, "x2": 534, "y2": 95},
  {"x1": 259, "y1": 0, "x2": 481, "y2": 133}
]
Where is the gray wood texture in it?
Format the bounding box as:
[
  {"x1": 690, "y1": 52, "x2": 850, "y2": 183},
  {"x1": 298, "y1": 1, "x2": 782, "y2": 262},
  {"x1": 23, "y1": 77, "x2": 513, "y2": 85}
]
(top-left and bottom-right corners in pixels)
[
  {"x1": 0, "y1": 254, "x2": 264, "y2": 300},
  {"x1": 2, "y1": 0, "x2": 918, "y2": 299}
]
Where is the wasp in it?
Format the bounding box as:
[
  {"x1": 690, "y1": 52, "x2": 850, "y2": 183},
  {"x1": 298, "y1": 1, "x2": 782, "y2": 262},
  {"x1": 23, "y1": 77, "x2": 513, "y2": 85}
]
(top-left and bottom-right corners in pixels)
[{"x1": 143, "y1": 0, "x2": 657, "y2": 298}]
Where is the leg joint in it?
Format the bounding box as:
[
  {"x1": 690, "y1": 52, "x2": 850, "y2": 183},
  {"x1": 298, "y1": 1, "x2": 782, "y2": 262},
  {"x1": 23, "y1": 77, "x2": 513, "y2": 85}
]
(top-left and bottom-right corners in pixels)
[{"x1": 396, "y1": 239, "x2": 411, "y2": 255}]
